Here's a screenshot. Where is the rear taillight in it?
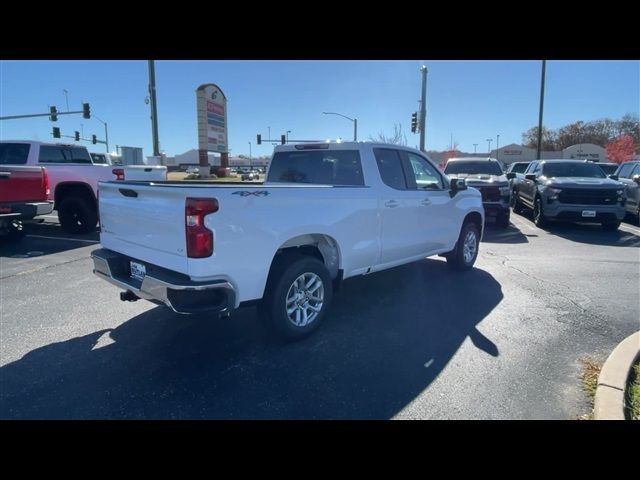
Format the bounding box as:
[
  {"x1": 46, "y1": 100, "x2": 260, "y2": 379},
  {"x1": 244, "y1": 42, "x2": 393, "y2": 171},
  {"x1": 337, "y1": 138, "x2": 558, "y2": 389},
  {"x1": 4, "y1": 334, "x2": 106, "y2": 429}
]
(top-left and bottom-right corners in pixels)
[
  {"x1": 185, "y1": 197, "x2": 218, "y2": 258},
  {"x1": 112, "y1": 168, "x2": 125, "y2": 181},
  {"x1": 42, "y1": 168, "x2": 50, "y2": 197}
]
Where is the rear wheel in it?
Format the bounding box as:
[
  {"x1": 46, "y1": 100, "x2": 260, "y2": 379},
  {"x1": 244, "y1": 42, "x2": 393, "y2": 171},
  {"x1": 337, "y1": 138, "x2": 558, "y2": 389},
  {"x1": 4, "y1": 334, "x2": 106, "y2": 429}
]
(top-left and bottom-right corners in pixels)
[
  {"x1": 1, "y1": 220, "x2": 25, "y2": 243},
  {"x1": 260, "y1": 253, "x2": 333, "y2": 341},
  {"x1": 58, "y1": 196, "x2": 98, "y2": 234},
  {"x1": 446, "y1": 222, "x2": 480, "y2": 271}
]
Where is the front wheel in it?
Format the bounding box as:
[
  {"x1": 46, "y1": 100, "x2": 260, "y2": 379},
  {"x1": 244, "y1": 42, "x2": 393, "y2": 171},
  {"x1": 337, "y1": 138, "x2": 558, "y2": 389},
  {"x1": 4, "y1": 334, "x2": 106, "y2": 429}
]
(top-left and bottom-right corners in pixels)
[
  {"x1": 446, "y1": 222, "x2": 480, "y2": 271},
  {"x1": 533, "y1": 197, "x2": 548, "y2": 228},
  {"x1": 261, "y1": 254, "x2": 333, "y2": 341},
  {"x1": 510, "y1": 191, "x2": 524, "y2": 214},
  {"x1": 601, "y1": 221, "x2": 620, "y2": 231}
]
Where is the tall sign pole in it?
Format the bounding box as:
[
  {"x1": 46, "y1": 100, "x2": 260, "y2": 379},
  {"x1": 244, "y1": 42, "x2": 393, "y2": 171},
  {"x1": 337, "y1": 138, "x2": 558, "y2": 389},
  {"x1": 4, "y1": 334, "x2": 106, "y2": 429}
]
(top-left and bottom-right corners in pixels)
[
  {"x1": 148, "y1": 60, "x2": 160, "y2": 157},
  {"x1": 419, "y1": 65, "x2": 428, "y2": 152},
  {"x1": 196, "y1": 84, "x2": 229, "y2": 178},
  {"x1": 536, "y1": 60, "x2": 547, "y2": 160}
]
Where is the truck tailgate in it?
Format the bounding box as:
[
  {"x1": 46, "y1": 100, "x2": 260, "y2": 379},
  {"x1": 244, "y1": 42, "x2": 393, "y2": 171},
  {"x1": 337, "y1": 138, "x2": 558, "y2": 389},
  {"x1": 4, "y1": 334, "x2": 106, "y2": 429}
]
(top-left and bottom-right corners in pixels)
[
  {"x1": 98, "y1": 181, "x2": 190, "y2": 274},
  {"x1": 0, "y1": 166, "x2": 48, "y2": 203}
]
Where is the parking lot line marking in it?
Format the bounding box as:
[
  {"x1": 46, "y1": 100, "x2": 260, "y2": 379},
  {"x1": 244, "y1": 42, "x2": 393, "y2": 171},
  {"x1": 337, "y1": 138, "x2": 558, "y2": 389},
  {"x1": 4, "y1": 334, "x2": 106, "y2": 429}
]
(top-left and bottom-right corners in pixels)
[
  {"x1": 620, "y1": 224, "x2": 640, "y2": 235},
  {"x1": 25, "y1": 235, "x2": 99, "y2": 244}
]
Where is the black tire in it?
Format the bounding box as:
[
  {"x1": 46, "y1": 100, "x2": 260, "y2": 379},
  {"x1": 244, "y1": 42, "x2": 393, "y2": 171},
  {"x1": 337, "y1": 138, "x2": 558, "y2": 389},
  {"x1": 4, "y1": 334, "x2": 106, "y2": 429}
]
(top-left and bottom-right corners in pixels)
[
  {"x1": 260, "y1": 253, "x2": 333, "y2": 341},
  {"x1": 601, "y1": 221, "x2": 620, "y2": 231},
  {"x1": 533, "y1": 196, "x2": 548, "y2": 228},
  {"x1": 446, "y1": 221, "x2": 480, "y2": 271},
  {"x1": 58, "y1": 196, "x2": 98, "y2": 234},
  {"x1": 510, "y1": 191, "x2": 524, "y2": 214},
  {"x1": 496, "y1": 211, "x2": 510, "y2": 228}
]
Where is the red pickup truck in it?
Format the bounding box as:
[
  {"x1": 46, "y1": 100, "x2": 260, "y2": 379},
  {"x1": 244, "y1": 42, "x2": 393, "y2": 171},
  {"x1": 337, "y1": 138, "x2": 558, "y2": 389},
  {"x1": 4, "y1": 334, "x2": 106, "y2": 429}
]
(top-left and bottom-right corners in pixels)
[{"x1": 0, "y1": 165, "x2": 53, "y2": 241}]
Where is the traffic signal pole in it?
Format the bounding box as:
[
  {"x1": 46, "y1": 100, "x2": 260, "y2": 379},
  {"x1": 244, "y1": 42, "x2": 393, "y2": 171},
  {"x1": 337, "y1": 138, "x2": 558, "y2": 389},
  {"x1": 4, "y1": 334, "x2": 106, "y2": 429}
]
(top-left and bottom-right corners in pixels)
[{"x1": 419, "y1": 65, "x2": 428, "y2": 152}]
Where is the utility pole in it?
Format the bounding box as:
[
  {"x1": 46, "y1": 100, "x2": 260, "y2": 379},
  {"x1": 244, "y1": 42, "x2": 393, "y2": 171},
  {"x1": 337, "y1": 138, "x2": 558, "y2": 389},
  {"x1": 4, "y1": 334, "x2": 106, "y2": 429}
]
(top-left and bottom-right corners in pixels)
[
  {"x1": 148, "y1": 60, "x2": 160, "y2": 157},
  {"x1": 536, "y1": 60, "x2": 547, "y2": 160},
  {"x1": 419, "y1": 65, "x2": 428, "y2": 152}
]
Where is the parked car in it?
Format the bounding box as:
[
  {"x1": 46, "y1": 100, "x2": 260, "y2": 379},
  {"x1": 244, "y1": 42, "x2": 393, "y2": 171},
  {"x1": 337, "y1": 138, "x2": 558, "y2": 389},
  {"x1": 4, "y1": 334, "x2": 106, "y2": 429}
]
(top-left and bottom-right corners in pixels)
[
  {"x1": 0, "y1": 160, "x2": 53, "y2": 241},
  {"x1": 186, "y1": 166, "x2": 199, "y2": 175},
  {"x1": 91, "y1": 142, "x2": 484, "y2": 340},
  {"x1": 614, "y1": 160, "x2": 640, "y2": 223},
  {"x1": 595, "y1": 162, "x2": 620, "y2": 176},
  {"x1": 1, "y1": 141, "x2": 165, "y2": 234},
  {"x1": 511, "y1": 160, "x2": 626, "y2": 230},
  {"x1": 444, "y1": 157, "x2": 515, "y2": 228},
  {"x1": 241, "y1": 170, "x2": 260, "y2": 181}
]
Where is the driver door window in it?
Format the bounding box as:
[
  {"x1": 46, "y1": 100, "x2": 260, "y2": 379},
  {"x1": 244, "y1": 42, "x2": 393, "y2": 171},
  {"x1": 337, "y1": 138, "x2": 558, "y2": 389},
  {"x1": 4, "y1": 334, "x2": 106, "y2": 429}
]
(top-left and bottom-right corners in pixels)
[{"x1": 402, "y1": 152, "x2": 444, "y2": 190}]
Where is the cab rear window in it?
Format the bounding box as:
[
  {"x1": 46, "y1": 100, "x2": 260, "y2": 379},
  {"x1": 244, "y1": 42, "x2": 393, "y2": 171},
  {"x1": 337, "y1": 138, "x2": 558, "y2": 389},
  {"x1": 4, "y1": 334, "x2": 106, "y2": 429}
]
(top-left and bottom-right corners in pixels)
[
  {"x1": 0, "y1": 143, "x2": 30, "y2": 165},
  {"x1": 267, "y1": 150, "x2": 364, "y2": 185}
]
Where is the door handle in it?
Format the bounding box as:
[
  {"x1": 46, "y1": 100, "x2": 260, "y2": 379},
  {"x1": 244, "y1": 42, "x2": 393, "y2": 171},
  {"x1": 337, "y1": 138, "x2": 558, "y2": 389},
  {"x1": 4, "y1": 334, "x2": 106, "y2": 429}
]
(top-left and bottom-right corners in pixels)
[
  {"x1": 384, "y1": 200, "x2": 399, "y2": 208},
  {"x1": 421, "y1": 198, "x2": 432, "y2": 206}
]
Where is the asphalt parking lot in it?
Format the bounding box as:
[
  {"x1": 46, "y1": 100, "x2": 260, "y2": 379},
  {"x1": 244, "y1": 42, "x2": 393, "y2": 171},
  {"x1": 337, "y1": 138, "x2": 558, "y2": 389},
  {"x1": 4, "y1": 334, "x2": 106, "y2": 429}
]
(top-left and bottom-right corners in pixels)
[{"x1": 1, "y1": 212, "x2": 639, "y2": 419}]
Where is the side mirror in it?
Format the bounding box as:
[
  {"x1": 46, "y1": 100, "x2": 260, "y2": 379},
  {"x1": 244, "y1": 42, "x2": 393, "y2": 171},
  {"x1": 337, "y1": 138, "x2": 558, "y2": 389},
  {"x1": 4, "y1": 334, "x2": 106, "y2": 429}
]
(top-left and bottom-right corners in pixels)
[
  {"x1": 633, "y1": 174, "x2": 640, "y2": 185},
  {"x1": 608, "y1": 174, "x2": 619, "y2": 180},
  {"x1": 506, "y1": 172, "x2": 516, "y2": 180},
  {"x1": 449, "y1": 178, "x2": 467, "y2": 197},
  {"x1": 525, "y1": 173, "x2": 537, "y2": 181}
]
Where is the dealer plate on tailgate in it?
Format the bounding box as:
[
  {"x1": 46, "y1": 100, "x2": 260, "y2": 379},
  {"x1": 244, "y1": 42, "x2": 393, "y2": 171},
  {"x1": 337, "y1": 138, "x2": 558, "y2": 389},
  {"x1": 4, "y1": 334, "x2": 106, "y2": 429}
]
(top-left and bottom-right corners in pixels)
[
  {"x1": 130, "y1": 261, "x2": 146, "y2": 281},
  {"x1": 581, "y1": 210, "x2": 596, "y2": 218}
]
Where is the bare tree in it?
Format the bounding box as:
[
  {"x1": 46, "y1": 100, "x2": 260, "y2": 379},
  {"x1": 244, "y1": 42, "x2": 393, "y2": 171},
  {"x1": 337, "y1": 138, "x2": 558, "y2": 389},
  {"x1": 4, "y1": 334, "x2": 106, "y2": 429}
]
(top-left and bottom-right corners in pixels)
[{"x1": 369, "y1": 123, "x2": 408, "y2": 145}]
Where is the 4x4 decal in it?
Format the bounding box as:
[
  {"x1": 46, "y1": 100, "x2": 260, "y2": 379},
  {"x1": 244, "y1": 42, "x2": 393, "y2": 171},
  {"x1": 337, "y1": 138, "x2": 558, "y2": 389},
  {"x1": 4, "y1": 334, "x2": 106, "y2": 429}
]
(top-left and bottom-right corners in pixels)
[{"x1": 231, "y1": 191, "x2": 270, "y2": 197}]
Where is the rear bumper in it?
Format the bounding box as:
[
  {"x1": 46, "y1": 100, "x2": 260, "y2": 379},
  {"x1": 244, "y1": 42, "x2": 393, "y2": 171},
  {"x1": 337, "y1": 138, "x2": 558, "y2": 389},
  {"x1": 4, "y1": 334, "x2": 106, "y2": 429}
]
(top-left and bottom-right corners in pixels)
[
  {"x1": 91, "y1": 248, "x2": 237, "y2": 315},
  {"x1": 0, "y1": 201, "x2": 53, "y2": 219}
]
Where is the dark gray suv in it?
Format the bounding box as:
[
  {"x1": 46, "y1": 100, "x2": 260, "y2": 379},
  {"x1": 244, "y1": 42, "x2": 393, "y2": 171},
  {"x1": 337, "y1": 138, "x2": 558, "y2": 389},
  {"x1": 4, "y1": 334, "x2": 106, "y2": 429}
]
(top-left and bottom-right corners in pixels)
[
  {"x1": 511, "y1": 160, "x2": 626, "y2": 230},
  {"x1": 614, "y1": 160, "x2": 640, "y2": 224}
]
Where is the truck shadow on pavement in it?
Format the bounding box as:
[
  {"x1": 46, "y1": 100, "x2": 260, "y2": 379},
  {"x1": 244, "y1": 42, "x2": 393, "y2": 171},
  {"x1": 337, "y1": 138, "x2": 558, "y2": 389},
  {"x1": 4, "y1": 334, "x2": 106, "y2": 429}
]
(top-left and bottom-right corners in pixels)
[
  {"x1": 0, "y1": 259, "x2": 502, "y2": 420},
  {"x1": 481, "y1": 224, "x2": 529, "y2": 244},
  {"x1": 544, "y1": 222, "x2": 640, "y2": 247},
  {"x1": 0, "y1": 221, "x2": 99, "y2": 258}
]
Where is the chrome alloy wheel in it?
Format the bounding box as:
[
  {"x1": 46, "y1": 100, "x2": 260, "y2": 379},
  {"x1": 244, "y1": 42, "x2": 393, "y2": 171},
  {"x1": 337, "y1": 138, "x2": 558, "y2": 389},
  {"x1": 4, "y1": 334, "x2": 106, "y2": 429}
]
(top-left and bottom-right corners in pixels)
[
  {"x1": 285, "y1": 272, "x2": 324, "y2": 327},
  {"x1": 462, "y1": 230, "x2": 477, "y2": 264}
]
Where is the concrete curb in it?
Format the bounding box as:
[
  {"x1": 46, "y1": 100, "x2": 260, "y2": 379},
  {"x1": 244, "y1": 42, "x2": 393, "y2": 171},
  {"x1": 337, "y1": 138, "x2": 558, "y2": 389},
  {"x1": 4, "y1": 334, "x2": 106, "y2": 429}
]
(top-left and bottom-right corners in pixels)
[{"x1": 594, "y1": 331, "x2": 640, "y2": 420}]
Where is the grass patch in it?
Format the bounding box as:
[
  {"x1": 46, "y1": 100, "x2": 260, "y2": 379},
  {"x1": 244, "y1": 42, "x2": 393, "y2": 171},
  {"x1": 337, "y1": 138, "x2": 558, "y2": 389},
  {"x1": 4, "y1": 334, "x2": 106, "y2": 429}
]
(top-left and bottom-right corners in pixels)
[
  {"x1": 626, "y1": 362, "x2": 640, "y2": 420},
  {"x1": 577, "y1": 357, "x2": 602, "y2": 420}
]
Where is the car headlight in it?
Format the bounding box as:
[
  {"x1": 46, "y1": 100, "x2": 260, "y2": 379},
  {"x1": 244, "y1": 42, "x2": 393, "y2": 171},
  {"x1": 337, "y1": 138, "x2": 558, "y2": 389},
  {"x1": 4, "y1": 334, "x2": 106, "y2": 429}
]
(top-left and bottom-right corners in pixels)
[
  {"x1": 499, "y1": 185, "x2": 510, "y2": 195},
  {"x1": 546, "y1": 187, "x2": 562, "y2": 200}
]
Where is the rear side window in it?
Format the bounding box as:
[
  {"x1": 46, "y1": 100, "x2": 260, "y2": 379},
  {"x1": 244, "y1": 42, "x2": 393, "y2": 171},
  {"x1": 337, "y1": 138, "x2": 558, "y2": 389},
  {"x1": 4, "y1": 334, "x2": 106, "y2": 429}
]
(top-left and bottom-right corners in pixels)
[
  {"x1": 39, "y1": 146, "x2": 92, "y2": 164},
  {"x1": 510, "y1": 163, "x2": 529, "y2": 173},
  {"x1": 0, "y1": 143, "x2": 30, "y2": 165},
  {"x1": 373, "y1": 148, "x2": 406, "y2": 190},
  {"x1": 91, "y1": 153, "x2": 108, "y2": 164},
  {"x1": 267, "y1": 150, "x2": 364, "y2": 185}
]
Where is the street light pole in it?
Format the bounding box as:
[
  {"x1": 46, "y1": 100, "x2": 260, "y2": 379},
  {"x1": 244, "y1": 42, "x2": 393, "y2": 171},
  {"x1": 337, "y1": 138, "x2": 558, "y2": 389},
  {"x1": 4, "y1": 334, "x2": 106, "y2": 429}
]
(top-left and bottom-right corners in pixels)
[
  {"x1": 268, "y1": 126, "x2": 271, "y2": 142},
  {"x1": 322, "y1": 112, "x2": 357, "y2": 141},
  {"x1": 94, "y1": 115, "x2": 109, "y2": 153},
  {"x1": 63, "y1": 89, "x2": 69, "y2": 112},
  {"x1": 287, "y1": 130, "x2": 291, "y2": 143},
  {"x1": 473, "y1": 143, "x2": 478, "y2": 154},
  {"x1": 486, "y1": 138, "x2": 492, "y2": 155},
  {"x1": 496, "y1": 134, "x2": 500, "y2": 163},
  {"x1": 248, "y1": 141, "x2": 252, "y2": 168}
]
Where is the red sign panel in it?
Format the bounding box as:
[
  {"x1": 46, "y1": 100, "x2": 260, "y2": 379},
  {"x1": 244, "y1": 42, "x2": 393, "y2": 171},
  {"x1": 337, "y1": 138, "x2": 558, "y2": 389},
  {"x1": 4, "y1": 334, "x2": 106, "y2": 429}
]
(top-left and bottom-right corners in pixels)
[{"x1": 207, "y1": 101, "x2": 225, "y2": 116}]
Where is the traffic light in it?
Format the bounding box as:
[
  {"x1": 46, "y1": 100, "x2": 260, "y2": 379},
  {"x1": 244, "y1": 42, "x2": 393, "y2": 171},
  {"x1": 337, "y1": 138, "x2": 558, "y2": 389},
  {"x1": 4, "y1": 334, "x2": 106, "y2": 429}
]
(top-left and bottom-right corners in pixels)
[
  {"x1": 74, "y1": 131, "x2": 80, "y2": 141},
  {"x1": 257, "y1": 134, "x2": 262, "y2": 145},
  {"x1": 82, "y1": 103, "x2": 91, "y2": 119},
  {"x1": 92, "y1": 135, "x2": 97, "y2": 144},
  {"x1": 281, "y1": 134, "x2": 286, "y2": 145},
  {"x1": 49, "y1": 106, "x2": 58, "y2": 122},
  {"x1": 411, "y1": 112, "x2": 418, "y2": 133},
  {"x1": 52, "y1": 127, "x2": 61, "y2": 138}
]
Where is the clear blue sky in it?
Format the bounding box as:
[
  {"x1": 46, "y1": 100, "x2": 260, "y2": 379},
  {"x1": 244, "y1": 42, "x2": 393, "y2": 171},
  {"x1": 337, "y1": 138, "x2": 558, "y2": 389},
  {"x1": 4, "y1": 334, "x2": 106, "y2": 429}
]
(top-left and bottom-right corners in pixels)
[{"x1": 1, "y1": 60, "x2": 638, "y2": 157}]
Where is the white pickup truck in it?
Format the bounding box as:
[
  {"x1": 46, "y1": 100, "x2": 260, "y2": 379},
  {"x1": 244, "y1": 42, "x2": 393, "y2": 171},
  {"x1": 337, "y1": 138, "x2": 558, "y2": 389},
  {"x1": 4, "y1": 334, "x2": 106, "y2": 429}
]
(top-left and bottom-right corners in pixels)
[{"x1": 91, "y1": 142, "x2": 484, "y2": 340}]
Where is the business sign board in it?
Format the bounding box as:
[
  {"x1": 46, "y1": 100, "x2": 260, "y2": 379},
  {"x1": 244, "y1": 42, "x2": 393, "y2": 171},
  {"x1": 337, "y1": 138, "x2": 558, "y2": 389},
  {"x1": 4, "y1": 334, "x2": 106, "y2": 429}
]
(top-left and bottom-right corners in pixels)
[{"x1": 196, "y1": 84, "x2": 228, "y2": 154}]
